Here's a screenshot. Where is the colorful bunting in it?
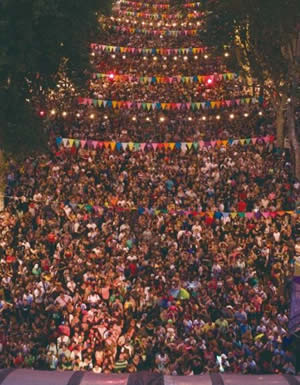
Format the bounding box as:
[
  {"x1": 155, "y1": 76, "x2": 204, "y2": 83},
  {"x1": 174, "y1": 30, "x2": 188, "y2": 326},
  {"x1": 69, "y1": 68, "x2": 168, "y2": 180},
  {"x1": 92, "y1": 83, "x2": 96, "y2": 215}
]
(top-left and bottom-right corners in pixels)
[
  {"x1": 57, "y1": 135, "x2": 275, "y2": 153},
  {"x1": 93, "y1": 72, "x2": 239, "y2": 84},
  {"x1": 78, "y1": 97, "x2": 263, "y2": 110},
  {"x1": 103, "y1": 24, "x2": 201, "y2": 36},
  {"x1": 5, "y1": 192, "x2": 297, "y2": 218},
  {"x1": 119, "y1": 0, "x2": 202, "y2": 8},
  {"x1": 117, "y1": 9, "x2": 204, "y2": 19},
  {"x1": 119, "y1": 0, "x2": 171, "y2": 9},
  {"x1": 184, "y1": 2, "x2": 201, "y2": 8},
  {"x1": 90, "y1": 43, "x2": 207, "y2": 56}
]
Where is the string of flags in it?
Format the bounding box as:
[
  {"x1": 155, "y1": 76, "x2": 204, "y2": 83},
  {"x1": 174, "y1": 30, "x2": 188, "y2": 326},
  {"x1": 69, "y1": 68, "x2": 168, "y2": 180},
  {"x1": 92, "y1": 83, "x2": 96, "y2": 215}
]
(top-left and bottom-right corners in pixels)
[
  {"x1": 119, "y1": 0, "x2": 171, "y2": 9},
  {"x1": 93, "y1": 72, "x2": 239, "y2": 84},
  {"x1": 183, "y1": 2, "x2": 201, "y2": 7},
  {"x1": 4, "y1": 194, "x2": 298, "y2": 218},
  {"x1": 117, "y1": 9, "x2": 204, "y2": 19},
  {"x1": 91, "y1": 44, "x2": 207, "y2": 55},
  {"x1": 119, "y1": 0, "x2": 202, "y2": 8},
  {"x1": 112, "y1": 19, "x2": 203, "y2": 29},
  {"x1": 56, "y1": 135, "x2": 275, "y2": 152},
  {"x1": 78, "y1": 96, "x2": 263, "y2": 110},
  {"x1": 103, "y1": 24, "x2": 201, "y2": 36}
]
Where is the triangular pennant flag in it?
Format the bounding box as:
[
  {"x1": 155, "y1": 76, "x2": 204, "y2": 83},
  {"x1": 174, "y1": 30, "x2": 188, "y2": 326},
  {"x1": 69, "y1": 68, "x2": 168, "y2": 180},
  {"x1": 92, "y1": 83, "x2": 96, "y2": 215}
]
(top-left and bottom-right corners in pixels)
[
  {"x1": 277, "y1": 211, "x2": 285, "y2": 216},
  {"x1": 56, "y1": 137, "x2": 62, "y2": 146},
  {"x1": 62, "y1": 138, "x2": 69, "y2": 147}
]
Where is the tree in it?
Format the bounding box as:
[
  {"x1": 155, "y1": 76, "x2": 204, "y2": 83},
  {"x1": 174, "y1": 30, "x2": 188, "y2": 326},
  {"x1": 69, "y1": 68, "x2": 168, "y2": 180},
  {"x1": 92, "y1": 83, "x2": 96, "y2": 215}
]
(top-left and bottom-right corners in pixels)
[
  {"x1": 0, "y1": 0, "x2": 111, "y2": 155},
  {"x1": 202, "y1": 0, "x2": 300, "y2": 178}
]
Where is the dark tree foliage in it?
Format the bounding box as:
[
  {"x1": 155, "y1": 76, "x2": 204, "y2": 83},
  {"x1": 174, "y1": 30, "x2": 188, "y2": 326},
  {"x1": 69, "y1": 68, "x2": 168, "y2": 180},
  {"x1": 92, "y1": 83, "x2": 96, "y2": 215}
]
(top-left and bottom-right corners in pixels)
[
  {"x1": 202, "y1": 0, "x2": 299, "y2": 88},
  {"x1": 0, "y1": 0, "x2": 111, "y2": 155},
  {"x1": 202, "y1": 0, "x2": 300, "y2": 177}
]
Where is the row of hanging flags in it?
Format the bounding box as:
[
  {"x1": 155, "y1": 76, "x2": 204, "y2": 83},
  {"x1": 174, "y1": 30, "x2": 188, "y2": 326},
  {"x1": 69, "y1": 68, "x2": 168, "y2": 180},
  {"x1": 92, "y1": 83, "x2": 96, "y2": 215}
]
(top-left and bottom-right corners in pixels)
[
  {"x1": 103, "y1": 24, "x2": 201, "y2": 36},
  {"x1": 92, "y1": 72, "x2": 238, "y2": 84},
  {"x1": 57, "y1": 136, "x2": 275, "y2": 152},
  {"x1": 78, "y1": 96, "x2": 263, "y2": 110},
  {"x1": 91, "y1": 43, "x2": 207, "y2": 55},
  {"x1": 117, "y1": 9, "x2": 204, "y2": 19},
  {"x1": 119, "y1": 1, "x2": 201, "y2": 9},
  {"x1": 5, "y1": 193, "x2": 298, "y2": 217}
]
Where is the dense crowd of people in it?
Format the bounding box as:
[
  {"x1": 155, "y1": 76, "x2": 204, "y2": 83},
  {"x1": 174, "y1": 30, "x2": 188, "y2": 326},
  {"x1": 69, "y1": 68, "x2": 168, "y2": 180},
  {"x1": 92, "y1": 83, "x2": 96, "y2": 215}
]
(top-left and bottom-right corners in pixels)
[{"x1": 0, "y1": 0, "x2": 298, "y2": 376}]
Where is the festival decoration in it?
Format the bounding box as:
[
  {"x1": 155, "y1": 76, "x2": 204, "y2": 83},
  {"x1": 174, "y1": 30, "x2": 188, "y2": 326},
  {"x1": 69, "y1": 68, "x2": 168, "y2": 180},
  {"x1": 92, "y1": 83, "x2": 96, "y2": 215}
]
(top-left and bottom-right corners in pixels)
[
  {"x1": 78, "y1": 96, "x2": 263, "y2": 110},
  {"x1": 6, "y1": 191, "x2": 297, "y2": 218},
  {"x1": 119, "y1": 0, "x2": 170, "y2": 9},
  {"x1": 119, "y1": 0, "x2": 202, "y2": 8},
  {"x1": 93, "y1": 72, "x2": 239, "y2": 84},
  {"x1": 102, "y1": 24, "x2": 201, "y2": 36},
  {"x1": 117, "y1": 9, "x2": 204, "y2": 19},
  {"x1": 183, "y1": 2, "x2": 201, "y2": 8},
  {"x1": 91, "y1": 43, "x2": 207, "y2": 55},
  {"x1": 57, "y1": 135, "x2": 274, "y2": 153}
]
